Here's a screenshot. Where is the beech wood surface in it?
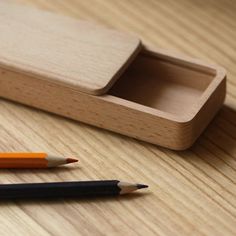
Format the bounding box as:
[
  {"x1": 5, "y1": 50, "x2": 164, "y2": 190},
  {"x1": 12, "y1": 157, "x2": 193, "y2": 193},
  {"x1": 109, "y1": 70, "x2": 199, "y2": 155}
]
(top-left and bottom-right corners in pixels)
[
  {"x1": 0, "y1": 2, "x2": 226, "y2": 150},
  {"x1": 0, "y1": 0, "x2": 236, "y2": 235},
  {"x1": 0, "y1": 1, "x2": 141, "y2": 95}
]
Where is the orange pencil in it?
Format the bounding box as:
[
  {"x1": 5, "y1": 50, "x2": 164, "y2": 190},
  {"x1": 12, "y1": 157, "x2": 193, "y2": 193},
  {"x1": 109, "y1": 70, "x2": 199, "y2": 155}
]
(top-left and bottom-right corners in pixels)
[{"x1": 0, "y1": 153, "x2": 78, "y2": 168}]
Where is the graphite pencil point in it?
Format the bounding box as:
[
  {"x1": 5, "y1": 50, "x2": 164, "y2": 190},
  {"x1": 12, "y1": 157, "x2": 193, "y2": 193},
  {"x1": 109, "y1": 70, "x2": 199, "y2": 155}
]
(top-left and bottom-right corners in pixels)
[
  {"x1": 136, "y1": 184, "x2": 149, "y2": 189},
  {"x1": 66, "y1": 158, "x2": 79, "y2": 164}
]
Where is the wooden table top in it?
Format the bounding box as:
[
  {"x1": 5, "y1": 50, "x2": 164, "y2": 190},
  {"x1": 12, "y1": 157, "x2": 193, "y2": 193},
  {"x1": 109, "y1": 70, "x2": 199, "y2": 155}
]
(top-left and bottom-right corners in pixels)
[{"x1": 1, "y1": 0, "x2": 236, "y2": 235}]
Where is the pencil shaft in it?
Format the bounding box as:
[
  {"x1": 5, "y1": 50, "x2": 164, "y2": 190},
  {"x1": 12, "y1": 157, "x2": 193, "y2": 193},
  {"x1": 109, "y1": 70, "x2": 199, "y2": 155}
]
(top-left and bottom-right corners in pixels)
[
  {"x1": 0, "y1": 153, "x2": 47, "y2": 168},
  {"x1": 0, "y1": 153, "x2": 77, "y2": 168},
  {"x1": 0, "y1": 181, "x2": 120, "y2": 199},
  {"x1": 0, "y1": 153, "x2": 46, "y2": 158}
]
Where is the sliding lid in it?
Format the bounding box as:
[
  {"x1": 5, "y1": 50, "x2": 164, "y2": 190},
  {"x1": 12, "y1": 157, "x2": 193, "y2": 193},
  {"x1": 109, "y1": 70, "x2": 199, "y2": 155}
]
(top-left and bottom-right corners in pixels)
[{"x1": 0, "y1": 2, "x2": 141, "y2": 95}]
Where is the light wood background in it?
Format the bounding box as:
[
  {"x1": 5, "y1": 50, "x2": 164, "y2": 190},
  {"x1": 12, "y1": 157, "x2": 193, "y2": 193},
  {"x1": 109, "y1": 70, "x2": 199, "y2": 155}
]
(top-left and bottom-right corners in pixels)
[{"x1": 0, "y1": 0, "x2": 236, "y2": 235}]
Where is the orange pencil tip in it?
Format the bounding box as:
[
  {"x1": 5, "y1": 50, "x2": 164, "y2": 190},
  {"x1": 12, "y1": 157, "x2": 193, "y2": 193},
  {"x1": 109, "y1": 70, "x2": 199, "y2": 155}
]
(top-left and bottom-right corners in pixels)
[{"x1": 66, "y1": 158, "x2": 79, "y2": 164}]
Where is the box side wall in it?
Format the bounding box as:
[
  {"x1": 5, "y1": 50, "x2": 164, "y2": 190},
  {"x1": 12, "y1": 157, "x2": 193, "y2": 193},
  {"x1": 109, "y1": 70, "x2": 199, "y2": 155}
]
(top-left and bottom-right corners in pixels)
[
  {"x1": 191, "y1": 75, "x2": 226, "y2": 146},
  {"x1": 0, "y1": 68, "x2": 191, "y2": 150},
  {"x1": 175, "y1": 74, "x2": 226, "y2": 150}
]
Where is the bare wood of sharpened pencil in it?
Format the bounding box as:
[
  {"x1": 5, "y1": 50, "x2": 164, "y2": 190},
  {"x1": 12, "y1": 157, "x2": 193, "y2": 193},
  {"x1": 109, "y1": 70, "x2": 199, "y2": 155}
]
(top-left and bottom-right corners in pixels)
[
  {"x1": 0, "y1": 153, "x2": 78, "y2": 168},
  {"x1": 46, "y1": 155, "x2": 78, "y2": 167},
  {"x1": 118, "y1": 182, "x2": 148, "y2": 194},
  {"x1": 117, "y1": 182, "x2": 148, "y2": 195}
]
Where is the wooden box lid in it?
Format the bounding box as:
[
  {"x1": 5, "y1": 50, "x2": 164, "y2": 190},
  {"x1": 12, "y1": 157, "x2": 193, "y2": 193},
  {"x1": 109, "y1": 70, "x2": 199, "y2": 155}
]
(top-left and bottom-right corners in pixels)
[{"x1": 0, "y1": 2, "x2": 141, "y2": 95}]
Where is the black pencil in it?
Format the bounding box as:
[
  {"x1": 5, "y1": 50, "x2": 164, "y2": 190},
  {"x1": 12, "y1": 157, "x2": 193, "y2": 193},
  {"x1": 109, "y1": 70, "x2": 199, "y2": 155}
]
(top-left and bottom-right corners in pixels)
[{"x1": 0, "y1": 180, "x2": 148, "y2": 199}]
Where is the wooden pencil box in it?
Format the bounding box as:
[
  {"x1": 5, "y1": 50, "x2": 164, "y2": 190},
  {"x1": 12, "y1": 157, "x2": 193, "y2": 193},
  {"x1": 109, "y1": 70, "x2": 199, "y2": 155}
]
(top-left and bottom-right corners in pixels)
[{"x1": 0, "y1": 2, "x2": 226, "y2": 150}]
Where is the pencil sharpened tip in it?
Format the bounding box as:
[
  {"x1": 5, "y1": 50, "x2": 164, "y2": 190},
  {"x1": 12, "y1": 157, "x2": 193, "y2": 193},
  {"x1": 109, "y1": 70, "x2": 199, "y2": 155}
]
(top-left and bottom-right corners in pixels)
[
  {"x1": 66, "y1": 158, "x2": 78, "y2": 164},
  {"x1": 137, "y1": 184, "x2": 148, "y2": 189}
]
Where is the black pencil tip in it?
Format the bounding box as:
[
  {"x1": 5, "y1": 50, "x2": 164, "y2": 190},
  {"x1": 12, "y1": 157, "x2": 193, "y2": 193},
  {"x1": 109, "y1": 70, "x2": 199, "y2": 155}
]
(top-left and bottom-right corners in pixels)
[{"x1": 136, "y1": 184, "x2": 148, "y2": 189}]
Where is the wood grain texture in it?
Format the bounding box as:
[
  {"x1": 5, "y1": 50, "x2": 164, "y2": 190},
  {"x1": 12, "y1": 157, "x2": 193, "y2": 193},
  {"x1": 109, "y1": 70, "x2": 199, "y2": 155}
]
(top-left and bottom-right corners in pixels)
[
  {"x1": 0, "y1": 49, "x2": 226, "y2": 150},
  {"x1": 0, "y1": 1, "x2": 141, "y2": 95},
  {"x1": 0, "y1": 0, "x2": 236, "y2": 235},
  {"x1": 0, "y1": 3, "x2": 226, "y2": 150}
]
